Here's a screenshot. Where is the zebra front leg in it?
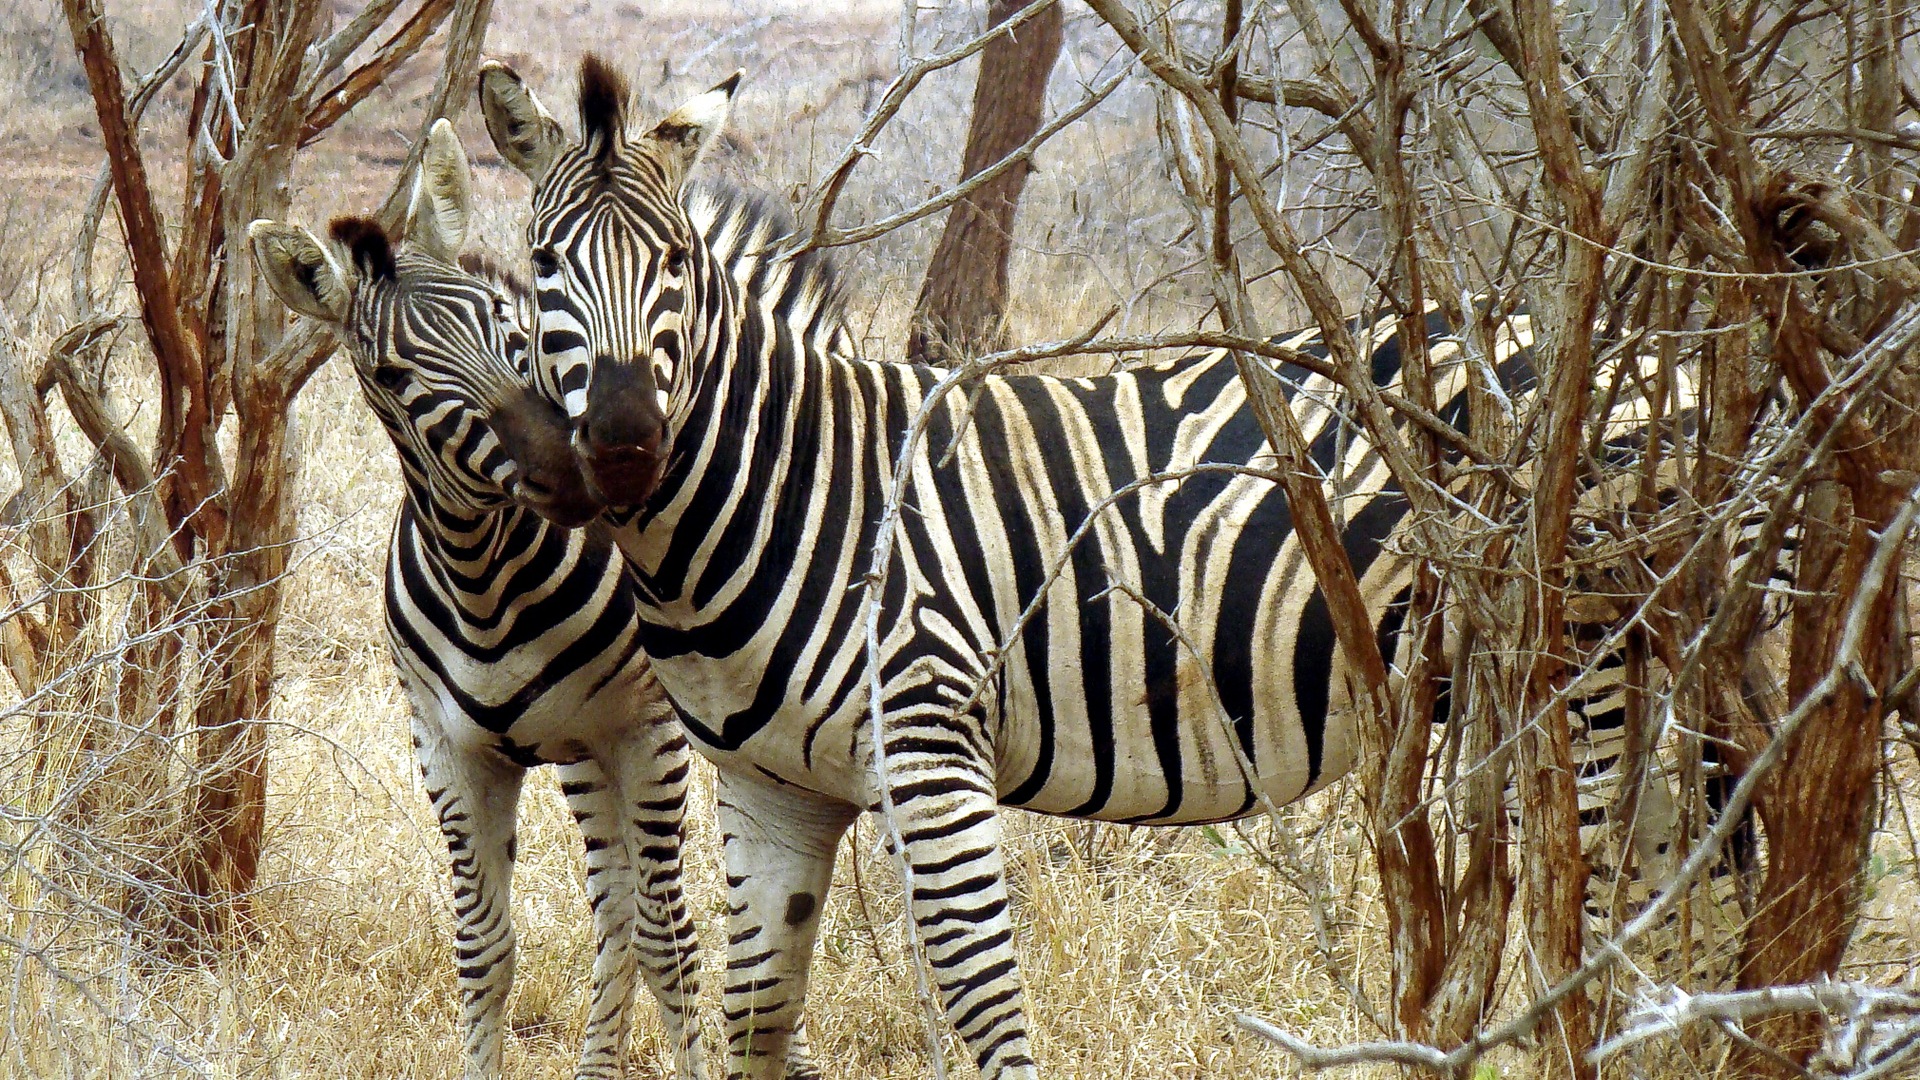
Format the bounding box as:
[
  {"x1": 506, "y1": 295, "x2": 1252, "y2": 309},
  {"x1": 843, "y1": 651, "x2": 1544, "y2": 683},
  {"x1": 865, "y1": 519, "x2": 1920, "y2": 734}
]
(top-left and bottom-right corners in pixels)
[
  {"x1": 888, "y1": 770, "x2": 1037, "y2": 1079},
  {"x1": 716, "y1": 770, "x2": 856, "y2": 1080},
  {"x1": 557, "y1": 754, "x2": 667, "y2": 1080},
  {"x1": 605, "y1": 717, "x2": 708, "y2": 1080},
  {"x1": 417, "y1": 728, "x2": 526, "y2": 1080}
]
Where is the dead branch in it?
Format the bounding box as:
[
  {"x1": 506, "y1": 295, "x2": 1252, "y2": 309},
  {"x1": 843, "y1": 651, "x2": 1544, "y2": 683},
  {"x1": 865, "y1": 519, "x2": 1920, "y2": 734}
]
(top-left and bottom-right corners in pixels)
[
  {"x1": 1597, "y1": 979, "x2": 1920, "y2": 1078},
  {"x1": 301, "y1": 0, "x2": 457, "y2": 146},
  {"x1": 305, "y1": 0, "x2": 416, "y2": 93},
  {"x1": 46, "y1": 321, "x2": 188, "y2": 599},
  {"x1": 62, "y1": 0, "x2": 220, "y2": 551},
  {"x1": 797, "y1": 66, "x2": 1122, "y2": 252},
  {"x1": 70, "y1": 15, "x2": 209, "y2": 317},
  {"x1": 793, "y1": 0, "x2": 1060, "y2": 250}
]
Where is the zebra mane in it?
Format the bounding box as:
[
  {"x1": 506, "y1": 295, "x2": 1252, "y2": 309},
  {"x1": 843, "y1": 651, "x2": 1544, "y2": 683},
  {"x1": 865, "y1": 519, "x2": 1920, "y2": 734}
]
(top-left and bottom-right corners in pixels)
[
  {"x1": 578, "y1": 53, "x2": 628, "y2": 157},
  {"x1": 457, "y1": 251, "x2": 531, "y2": 306},
  {"x1": 684, "y1": 181, "x2": 850, "y2": 336},
  {"x1": 331, "y1": 216, "x2": 396, "y2": 281},
  {"x1": 455, "y1": 249, "x2": 537, "y2": 346}
]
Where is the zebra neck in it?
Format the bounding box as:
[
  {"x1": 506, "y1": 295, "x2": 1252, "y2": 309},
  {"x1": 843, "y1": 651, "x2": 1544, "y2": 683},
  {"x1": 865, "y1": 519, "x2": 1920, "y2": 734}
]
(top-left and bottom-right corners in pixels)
[{"x1": 401, "y1": 488, "x2": 548, "y2": 585}]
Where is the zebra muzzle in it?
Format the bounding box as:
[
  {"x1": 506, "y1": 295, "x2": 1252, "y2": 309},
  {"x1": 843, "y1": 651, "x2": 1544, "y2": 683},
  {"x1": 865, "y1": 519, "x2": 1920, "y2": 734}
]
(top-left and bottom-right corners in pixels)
[
  {"x1": 578, "y1": 440, "x2": 664, "y2": 510},
  {"x1": 577, "y1": 361, "x2": 668, "y2": 508},
  {"x1": 492, "y1": 387, "x2": 606, "y2": 526}
]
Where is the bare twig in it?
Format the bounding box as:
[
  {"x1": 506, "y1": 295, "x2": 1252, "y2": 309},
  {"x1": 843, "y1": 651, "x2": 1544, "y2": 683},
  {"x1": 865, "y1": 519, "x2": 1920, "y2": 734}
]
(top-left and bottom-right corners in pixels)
[
  {"x1": 793, "y1": 0, "x2": 1061, "y2": 248},
  {"x1": 794, "y1": 66, "x2": 1124, "y2": 252}
]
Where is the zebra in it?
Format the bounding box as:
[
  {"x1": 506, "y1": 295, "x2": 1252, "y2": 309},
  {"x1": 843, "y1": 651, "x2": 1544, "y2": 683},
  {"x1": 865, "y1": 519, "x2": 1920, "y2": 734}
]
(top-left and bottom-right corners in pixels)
[
  {"x1": 247, "y1": 120, "x2": 707, "y2": 1080},
  {"x1": 476, "y1": 58, "x2": 1766, "y2": 1078}
]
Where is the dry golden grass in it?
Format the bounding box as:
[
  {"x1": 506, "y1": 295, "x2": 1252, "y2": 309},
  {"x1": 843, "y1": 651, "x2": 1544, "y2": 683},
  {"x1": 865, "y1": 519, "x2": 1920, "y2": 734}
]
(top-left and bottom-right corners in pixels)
[{"x1": 3, "y1": 2, "x2": 1918, "y2": 1078}]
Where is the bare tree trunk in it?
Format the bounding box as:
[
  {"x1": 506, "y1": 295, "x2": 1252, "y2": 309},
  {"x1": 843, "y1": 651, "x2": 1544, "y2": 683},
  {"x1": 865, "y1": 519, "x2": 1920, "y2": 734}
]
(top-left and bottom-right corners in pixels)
[
  {"x1": 906, "y1": 0, "x2": 1062, "y2": 365},
  {"x1": 46, "y1": 0, "x2": 495, "y2": 957},
  {"x1": 1732, "y1": 486, "x2": 1901, "y2": 1071}
]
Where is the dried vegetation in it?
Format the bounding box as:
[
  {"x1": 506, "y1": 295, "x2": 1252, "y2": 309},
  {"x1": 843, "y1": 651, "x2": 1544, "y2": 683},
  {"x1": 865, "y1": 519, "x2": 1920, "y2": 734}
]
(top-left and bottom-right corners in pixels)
[{"x1": 0, "y1": 1, "x2": 1917, "y2": 1078}]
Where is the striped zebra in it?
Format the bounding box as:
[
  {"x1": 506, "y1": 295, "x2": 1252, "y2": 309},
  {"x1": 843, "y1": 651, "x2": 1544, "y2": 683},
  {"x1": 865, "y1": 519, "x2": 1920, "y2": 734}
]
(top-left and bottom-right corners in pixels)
[
  {"x1": 476, "y1": 59, "x2": 1762, "y2": 1078},
  {"x1": 248, "y1": 120, "x2": 707, "y2": 1080}
]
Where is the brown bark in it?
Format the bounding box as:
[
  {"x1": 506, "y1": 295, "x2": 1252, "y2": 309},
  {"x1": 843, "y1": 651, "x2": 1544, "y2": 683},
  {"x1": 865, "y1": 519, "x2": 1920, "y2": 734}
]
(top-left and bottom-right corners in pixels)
[
  {"x1": 906, "y1": 0, "x2": 1062, "y2": 365},
  {"x1": 61, "y1": 0, "x2": 223, "y2": 558},
  {"x1": 40, "y1": 0, "x2": 496, "y2": 957},
  {"x1": 1660, "y1": 0, "x2": 1914, "y2": 1070},
  {"x1": 1735, "y1": 480, "x2": 1898, "y2": 1064},
  {"x1": 1505, "y1": 0, "x2": 1613, "y2": 1065},
  {"x1": 1337, "y1": 0, "x2": 1457, "y2": 1042}
]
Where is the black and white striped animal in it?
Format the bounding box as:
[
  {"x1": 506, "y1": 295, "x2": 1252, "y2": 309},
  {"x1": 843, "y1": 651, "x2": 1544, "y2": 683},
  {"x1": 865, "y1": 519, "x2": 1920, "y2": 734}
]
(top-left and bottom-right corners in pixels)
[
  {"x1": 248, "y1": 121, "x2": 706, "y2": 1080},
  {"x1": 476, "y1": 59, "x2": 1760, "y2": 1079}
]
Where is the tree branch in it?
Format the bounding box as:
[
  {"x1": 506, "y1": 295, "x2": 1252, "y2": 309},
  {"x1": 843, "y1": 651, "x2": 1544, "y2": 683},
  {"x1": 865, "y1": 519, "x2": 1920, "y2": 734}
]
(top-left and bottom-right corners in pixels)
[
  {"x1": 792, "y1": 0, "x2": 1061, "y2": 249},
  {"x1": 299, "y1": 0, "x2": 456, "y2": 147},
  {"x1": 61, "y1": 0, "x2": 220, "y2": 551}
]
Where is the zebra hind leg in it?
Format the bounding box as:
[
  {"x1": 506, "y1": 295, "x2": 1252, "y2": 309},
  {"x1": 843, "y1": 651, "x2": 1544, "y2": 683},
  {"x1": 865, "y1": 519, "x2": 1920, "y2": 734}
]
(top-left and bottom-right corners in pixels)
[
  {"x1": 416, "y1": 727, "x2": 526, "y2": 1080},
  {"x1": 605, "y1": 720, "x2": 709, "y2": 1080},
  {"x1": 715, "y1": 771, "x2": 856, "y2": 1080}
]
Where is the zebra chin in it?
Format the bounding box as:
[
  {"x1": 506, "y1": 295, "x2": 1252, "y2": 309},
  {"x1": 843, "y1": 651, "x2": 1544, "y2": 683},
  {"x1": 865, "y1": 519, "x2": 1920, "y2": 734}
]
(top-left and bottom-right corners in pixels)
[{"x1": 507, "y1": 480, "x2": 602, "y2": 528}]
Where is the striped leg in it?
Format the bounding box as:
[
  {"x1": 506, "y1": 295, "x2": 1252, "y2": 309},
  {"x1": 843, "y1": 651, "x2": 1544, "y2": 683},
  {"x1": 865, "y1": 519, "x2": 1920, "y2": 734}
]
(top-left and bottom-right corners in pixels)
[
  {"x1": 557, "y1": 757, "x2": 648, "y2": 1079},
  {"x1": 889, "y1": 771, "x2": 1037, "y2": 1079},
  {"x1": 415, "y1": 724, "x2": 525, "y2": 1080},
  {"x1": 605, "y1": 722, "x2": 708, "y2": 1080},
  {"x1": 716, "y1": 771, "x2": 856, "y2": 1080}
]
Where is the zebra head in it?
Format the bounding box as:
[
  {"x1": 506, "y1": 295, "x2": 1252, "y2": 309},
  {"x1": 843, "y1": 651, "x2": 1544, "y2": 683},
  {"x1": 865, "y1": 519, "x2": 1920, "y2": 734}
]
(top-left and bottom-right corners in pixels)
[
  {"x1": 249, "y1": 120, "x2": 599, "y2": 527},
  {"x1": 479, "y1": 54, "x2": 740, "y2": 509}
]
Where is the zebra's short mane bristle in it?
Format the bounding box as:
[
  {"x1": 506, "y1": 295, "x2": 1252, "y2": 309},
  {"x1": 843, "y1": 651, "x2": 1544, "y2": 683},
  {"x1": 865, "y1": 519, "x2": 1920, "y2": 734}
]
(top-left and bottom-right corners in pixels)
[
  {"x1": 687, "y1": 182, "x2": 850, "y2": 331},
  {"x1": 331, "y1": 216, "x2": 396, "y2": 281},
  {"x1": 457, "y1": 251, "x2": 531, "y2": 306},
  {"x1": 578, "y1": 53, "x2": 628, "y2": 155}
]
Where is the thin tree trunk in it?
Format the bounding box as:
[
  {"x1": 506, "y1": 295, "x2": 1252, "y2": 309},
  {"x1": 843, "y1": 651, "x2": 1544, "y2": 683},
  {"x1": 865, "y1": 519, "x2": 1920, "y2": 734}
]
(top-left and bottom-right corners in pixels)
[
  {"x1": 51, "y1": 0, "x2": 495, "y2": 957},
  {"x1": 906, "y1": 0, "x2": 1062, "y2": 365},
  {"x1": 1734, "y1": 478, "x2": 1899, "y2": 1068}
]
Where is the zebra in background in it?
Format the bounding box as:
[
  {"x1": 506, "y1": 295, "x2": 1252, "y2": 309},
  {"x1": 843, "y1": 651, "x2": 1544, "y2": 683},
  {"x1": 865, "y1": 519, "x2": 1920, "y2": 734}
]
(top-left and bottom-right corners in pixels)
[
  {"x1": 248, "y1": 120, "x2": 707, "y2": 1080},
  {"x1": 477, "y1": 57, "x2": 1764, "y2": 1079}
]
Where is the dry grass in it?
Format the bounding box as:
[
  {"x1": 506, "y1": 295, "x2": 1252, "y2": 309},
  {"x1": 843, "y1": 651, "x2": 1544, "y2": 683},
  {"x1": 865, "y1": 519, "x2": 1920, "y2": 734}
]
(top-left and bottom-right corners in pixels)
[{"x1": 2, "y1": 2, "x2": 1918, "y2": 1078}]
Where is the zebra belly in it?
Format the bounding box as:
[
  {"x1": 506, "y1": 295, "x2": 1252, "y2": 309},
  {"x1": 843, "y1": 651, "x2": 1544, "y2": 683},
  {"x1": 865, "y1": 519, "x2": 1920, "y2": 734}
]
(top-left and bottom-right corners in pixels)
[
  {"x1": 985, "y1": 556, "x2": 1365, "y2": 826},
  {"x1": 639, "y1": 640, "x2": 875, "y2": 802}
]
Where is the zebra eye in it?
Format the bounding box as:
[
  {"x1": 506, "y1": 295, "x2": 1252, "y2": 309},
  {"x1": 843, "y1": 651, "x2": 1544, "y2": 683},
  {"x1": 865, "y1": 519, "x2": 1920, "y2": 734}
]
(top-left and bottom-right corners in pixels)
[
  {"x1": 370, "y1": 363, "x2": 409, "y2": 392},
  {"x1": 531, "y1": 248, "x2": 560, "y2": 278},
  {"x1": 663, "y1": 246, "x2": 687, "y2": 276}
]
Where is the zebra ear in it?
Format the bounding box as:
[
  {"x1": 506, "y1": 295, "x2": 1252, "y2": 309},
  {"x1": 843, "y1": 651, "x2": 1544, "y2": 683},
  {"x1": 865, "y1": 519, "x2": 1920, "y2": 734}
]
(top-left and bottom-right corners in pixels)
[
  {"x1": 248, "y1": 219, "x2": 351, "y2": 325},
  {"x1": 407, "y1": 118, "x2": 472, "y2": 262},
  {"x1": 643, "y1": 70, "x2": 741, "y2": 190},
  {"x1": 479, "y1": 59, "x2": 566, "y2": 185}
]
